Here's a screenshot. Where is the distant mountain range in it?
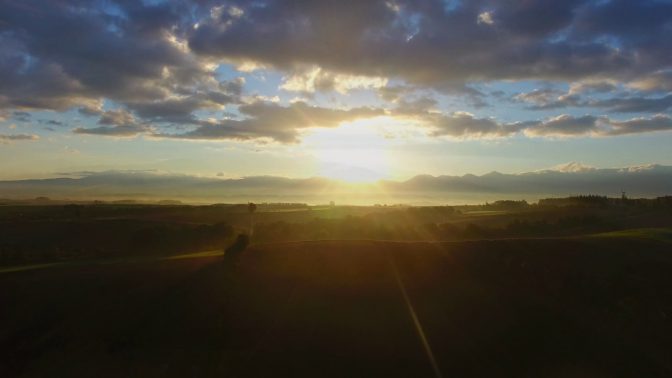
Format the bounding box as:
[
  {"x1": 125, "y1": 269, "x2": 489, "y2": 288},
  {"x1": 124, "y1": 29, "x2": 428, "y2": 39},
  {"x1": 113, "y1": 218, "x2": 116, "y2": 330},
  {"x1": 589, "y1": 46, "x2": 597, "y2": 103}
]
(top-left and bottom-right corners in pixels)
[{"x1": 1, "y1": 164, "x2": 671, "y2": 205}]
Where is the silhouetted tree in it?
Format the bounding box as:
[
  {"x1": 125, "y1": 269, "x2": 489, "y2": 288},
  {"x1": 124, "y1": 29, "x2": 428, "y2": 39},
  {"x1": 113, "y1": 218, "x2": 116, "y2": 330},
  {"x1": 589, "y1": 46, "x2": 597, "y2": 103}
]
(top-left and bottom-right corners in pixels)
[
  {"x1": 223, "y1": 233, "x2": 249, "y2": 268},
  {"x1": 248, "y1": 202, "x2": 257, "y2": 236}
]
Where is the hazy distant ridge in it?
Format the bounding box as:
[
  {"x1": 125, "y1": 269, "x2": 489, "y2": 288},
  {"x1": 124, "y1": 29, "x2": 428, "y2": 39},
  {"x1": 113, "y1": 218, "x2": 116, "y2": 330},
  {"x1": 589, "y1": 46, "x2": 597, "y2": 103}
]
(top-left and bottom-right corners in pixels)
[{"x1": 0, "y1": 164, "x2": 670, "y2": 203}]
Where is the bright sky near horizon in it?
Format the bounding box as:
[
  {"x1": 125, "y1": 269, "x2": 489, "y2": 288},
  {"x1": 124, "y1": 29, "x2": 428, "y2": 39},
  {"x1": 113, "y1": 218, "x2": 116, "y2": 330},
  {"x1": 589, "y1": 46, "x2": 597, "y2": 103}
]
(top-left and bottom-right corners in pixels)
[{"x1": 1, "y1": 0, "x2": 672, "y2": 182}]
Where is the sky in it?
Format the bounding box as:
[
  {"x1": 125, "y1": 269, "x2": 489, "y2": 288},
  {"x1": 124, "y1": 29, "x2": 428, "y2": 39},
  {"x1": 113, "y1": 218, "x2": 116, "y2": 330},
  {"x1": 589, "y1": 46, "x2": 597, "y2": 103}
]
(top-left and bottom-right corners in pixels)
[{"x1": 1, "y1": 0, "x2": 672, "y2": 184}]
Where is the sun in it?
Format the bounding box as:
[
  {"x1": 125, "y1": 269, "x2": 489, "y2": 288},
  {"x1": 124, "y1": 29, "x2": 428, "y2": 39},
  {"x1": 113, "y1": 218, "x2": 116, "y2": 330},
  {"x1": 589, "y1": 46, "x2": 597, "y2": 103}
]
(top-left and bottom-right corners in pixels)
[
  {"x1": 313, "y1": 147, "x2": 390, "y2": 182},
  {"x1": 302, "y1": 117, "x2": 397, "y2": 183}
]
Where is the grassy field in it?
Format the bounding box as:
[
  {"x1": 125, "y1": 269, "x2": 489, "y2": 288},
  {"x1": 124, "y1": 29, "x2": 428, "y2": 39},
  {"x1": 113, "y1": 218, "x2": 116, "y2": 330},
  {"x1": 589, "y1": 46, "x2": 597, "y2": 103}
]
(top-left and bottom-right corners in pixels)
[
  {"x1": 590, "y1": 227, "x2": 672, "y2": 242},
  {"x1": 2, "y1": 236, "x2": 672, "y2": 377}
]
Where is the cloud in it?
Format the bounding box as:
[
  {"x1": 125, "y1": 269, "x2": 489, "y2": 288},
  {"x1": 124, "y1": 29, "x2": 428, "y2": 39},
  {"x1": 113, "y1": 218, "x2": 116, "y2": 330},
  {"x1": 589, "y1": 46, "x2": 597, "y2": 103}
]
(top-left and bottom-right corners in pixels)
[
  {"x1": 125, "y1": 78, "x2": 244, "y2": 123},
  {"x1": 628, "y1": 70, "x2": 672, "y2": 93},
  {"x1": 0, "y1": 134, "x2": 39, "y2": 144},
  {"x1": 74, "y1": 109, "x2": 151, "y2": 137},
  {"x1": 394, "y1": 97, "x2": 439, "y2": 114},
  {"x1": 514, "y1": 88, "x2": 574, "y2": 109},
  {"x1": 477, "y1": 11, "x2": 494, "y2": 25},
  {"x1": 155, "y1": 101, "x2": 384, "y2": 143},
  {"x1": 0, "y1": 0, "x2": 236, "y2": 124},
  {"x1": 569, "y1": 80, "x2": 618, "y2": 95},
  {"x1": 589, "y1": 94, "x2": 672, "y2": 113},
  {"x1": 426, "y1": 112, "x2": 526, "y2": 138},
  {"x1": 393, "y1": 104, "x2": 600, "y2": 139},
  {"x1": 515, "y1": 87, "x2": 672, "y2": 113},
  {"x1": 513, "y1": 80, "x2": 620, "y2": 111},
  {"x1": 188, "y1": 0, "x2": 669, "y2": 89},
  {"x1": 378, "y1": 85, "x2": 416, "y2": 102},
  {"x1": 604, "y1": 114, "x2": 672, "y2": 136},
  {"x1": 73, "y1": 125, "x2": 149, "y2": 137},
  {"x1": 0, "y1": 0, "x2": 669, "y2": 105},
  {"x1": 280, "y1": 66, "x2": 388, "y2": 94},
  {"x1": 73, "y1": 99, "x2": 672, "y2": 142},
  {"x1": 422, "y1": 112, "x2": 672, "y2": 138},
  {"x1": 420, "y1": 113, "x2": 634, "y2": 139},
  {"x1": 78, "y1": 104, "x2": 104, "y2": 117},
  {"x1": 523, "y1": 114, "x2": 672, "y2": 137},
  {"x1": 572, "y1": 0, "x2": 672, "y2": 49},
  {"x1": 524, "y1": 115, "x2": 601, "y2": 137},
  {"x1": 1, "y1": 0, "x2": 671, "y2": 144},
  {"x1": 12, "y1": 111, "x2": 31, "y2": 122},
  {"x1": 98, "y1": 110, "x2": 137, "y2": 127}
]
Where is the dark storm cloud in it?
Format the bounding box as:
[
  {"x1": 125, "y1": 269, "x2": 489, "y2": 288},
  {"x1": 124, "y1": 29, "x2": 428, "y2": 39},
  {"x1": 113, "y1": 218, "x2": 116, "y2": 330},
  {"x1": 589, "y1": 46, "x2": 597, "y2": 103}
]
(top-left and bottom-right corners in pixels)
[{"x1": 156, "y1": 101, "x2": 383, "y2": 143}]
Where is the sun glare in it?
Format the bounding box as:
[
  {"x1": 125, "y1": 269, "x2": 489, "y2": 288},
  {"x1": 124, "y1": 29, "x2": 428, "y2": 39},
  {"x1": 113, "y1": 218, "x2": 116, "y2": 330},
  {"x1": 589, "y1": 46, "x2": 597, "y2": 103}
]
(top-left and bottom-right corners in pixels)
[{"x1": 302, "y1": 117, "x2": 400, "y2": 183}]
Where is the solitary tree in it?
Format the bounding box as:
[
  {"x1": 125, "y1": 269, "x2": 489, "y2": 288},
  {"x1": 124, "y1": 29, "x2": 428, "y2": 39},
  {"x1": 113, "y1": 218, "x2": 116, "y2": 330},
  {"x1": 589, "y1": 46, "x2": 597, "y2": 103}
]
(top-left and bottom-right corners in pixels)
[{"x1": 248, "y1": 202, "x2": 257, "y2": 236}]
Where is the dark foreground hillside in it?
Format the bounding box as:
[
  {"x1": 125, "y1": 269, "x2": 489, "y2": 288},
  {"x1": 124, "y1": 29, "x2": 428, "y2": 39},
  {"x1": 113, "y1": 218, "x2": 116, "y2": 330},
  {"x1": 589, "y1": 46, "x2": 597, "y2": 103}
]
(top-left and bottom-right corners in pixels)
[{"x1": 2, "y1": 237, "x2": 672, "y2": 377}]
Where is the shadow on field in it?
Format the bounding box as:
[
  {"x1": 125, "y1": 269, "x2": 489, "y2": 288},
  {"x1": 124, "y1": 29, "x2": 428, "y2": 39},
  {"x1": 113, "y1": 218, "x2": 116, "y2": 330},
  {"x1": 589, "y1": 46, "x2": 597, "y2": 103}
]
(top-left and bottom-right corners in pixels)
[{"x1": 2, "y1": 238, "x2": 672, "y2": 377}]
